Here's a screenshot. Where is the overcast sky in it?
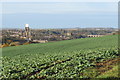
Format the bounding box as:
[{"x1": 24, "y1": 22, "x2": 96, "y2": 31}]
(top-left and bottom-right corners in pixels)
[{"x1": 1, "y1": 2, "x2": 118, "y2": 29}]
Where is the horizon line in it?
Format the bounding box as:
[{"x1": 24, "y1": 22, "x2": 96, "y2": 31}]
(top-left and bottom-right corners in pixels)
[{"x1": 1, "y1": 27, "x2": 118, "y2": 30}]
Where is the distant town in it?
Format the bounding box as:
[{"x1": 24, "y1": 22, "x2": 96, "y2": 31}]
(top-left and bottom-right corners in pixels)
[{"x1": 0, "y1": 24, "x2": 119, "y2": 48}]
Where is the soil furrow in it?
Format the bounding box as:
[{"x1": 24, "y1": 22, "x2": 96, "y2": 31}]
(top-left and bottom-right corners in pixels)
[{"x1": 21, "y1": 58, "x2": 72, "y2": 79}]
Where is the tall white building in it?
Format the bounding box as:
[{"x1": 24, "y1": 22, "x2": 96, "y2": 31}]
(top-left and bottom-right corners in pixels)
[{"x1": 25, "y1": 24, "x2": 31, "y2": 41}]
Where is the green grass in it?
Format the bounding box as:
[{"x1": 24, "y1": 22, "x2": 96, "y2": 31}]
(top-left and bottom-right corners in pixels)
[
  {"x1": 2, "y1": 35, "x2": 118, "y2": 57},
  {"x1": 1, "y1": 35, "x2": 119, "y2": 79}
]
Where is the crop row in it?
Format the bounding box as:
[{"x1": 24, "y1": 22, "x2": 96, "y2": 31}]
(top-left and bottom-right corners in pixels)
[{"x1": 0, "y1": 47, "x2": 119, "y2": 79}]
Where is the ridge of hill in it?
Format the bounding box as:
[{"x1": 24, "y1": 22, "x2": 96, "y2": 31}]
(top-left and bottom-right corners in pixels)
[{"x1": 2, "y1": 35, "x2": 118, "y2": 57}]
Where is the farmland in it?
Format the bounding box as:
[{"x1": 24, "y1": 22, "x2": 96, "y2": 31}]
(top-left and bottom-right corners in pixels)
[{"x1": 1, "y1": 35, "x2": 119, "y2": 79}]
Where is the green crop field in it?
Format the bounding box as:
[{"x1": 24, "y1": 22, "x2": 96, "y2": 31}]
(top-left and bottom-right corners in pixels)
[{"x1": 1, "y1": 35, "x2": 119, "y2": 79}]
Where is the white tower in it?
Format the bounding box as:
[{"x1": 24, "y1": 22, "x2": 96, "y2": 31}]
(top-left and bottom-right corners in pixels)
[
  {"x1": 25, "y1": 24, "x2": 29, "y2": 27},
  {"x1": 25, "y1": 24, "x2": 31, "y2": 41}
]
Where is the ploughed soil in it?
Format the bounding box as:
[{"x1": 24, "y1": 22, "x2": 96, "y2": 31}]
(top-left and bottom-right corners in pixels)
[{"x1": 95, "y1": 57, "x2": 120, "y2": 75}]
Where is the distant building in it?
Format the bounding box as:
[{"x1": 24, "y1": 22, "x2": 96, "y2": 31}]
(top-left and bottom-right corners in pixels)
[
  {"x1": 10, "y1": 34, "x2": 19, "y2": 37},
  {"x1": 87, "y1": 35, "x2": 104, "y2": 37},
  {"x1": 25, "y1": 24, "x2": 31, "y2": 41},
  {"x1": 32, "y1": 40, "x2": 48, "y2": 43},
  {"x1": 66, "y1": 33, "x2": 72, "y2": 36}
]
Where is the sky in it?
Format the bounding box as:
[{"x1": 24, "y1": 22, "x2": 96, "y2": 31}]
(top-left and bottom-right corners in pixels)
[
  {"x1": 1, "y1": 2, "x2": 118, "y2": 29},
  {"x1": 1, "y1": 0, "x2": 119, "y2": 2}
]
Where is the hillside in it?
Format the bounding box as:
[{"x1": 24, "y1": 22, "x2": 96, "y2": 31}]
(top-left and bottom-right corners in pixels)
[
  {"x1": 1, "y1": 35, "x2": 119, "y2": 79},
  {"x1": 2, "y1": 35, "x2": 118, "y2": 57}
]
